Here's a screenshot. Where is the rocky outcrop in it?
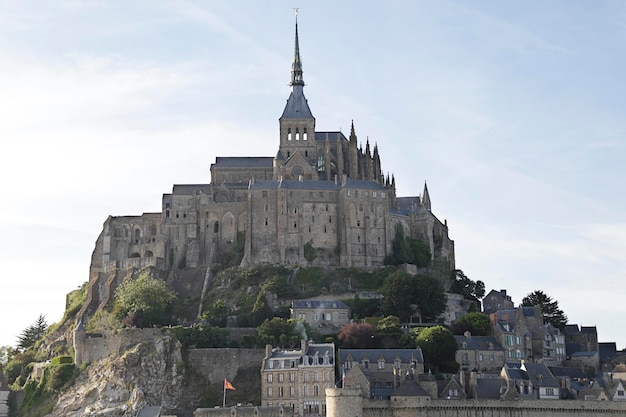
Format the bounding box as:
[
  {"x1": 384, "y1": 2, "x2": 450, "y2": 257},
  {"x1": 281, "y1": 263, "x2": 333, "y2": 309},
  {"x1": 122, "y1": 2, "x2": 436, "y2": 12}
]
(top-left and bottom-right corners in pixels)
[{"x1": 46, "y1": 335, "x2": 184, "y2": 417}]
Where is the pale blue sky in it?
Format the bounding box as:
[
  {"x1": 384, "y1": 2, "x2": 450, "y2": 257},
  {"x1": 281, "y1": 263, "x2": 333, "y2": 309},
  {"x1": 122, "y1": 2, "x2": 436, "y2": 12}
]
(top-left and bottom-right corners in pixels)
[{"x1": 1, "y1": 1, "x2": 624, "y2": 349}]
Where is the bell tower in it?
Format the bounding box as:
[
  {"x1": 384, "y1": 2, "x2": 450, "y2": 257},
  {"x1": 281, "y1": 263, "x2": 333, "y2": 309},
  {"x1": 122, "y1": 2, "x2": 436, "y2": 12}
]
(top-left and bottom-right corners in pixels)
[{"x1": 276, "y1": 12, "x2": 317, "y2": 180}]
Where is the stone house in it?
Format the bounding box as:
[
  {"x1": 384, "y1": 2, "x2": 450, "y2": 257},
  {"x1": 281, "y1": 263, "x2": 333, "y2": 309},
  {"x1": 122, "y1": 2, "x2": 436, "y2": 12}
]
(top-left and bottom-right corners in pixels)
[
  {"x1": 500, "y1": 362, "x2": 559, "y2": 400},
  {"x1": 340, "y1": 349, "x2": 425, "y2": 400},
  {"x1": 482, "y1": 289, "x2": 514, "y2": 314},
  {"x1": 261, "y1": 340, "x2": 335, "y2": 416},
  {"x1": 490, "y1": 306, "x2": 565, "y2": 365},
  {"x1": 290, "y1": 300, "x2": 350, "y2": 335},
  {"x1": 454, "y1": 332, "x2": 505, "y2": 372}
]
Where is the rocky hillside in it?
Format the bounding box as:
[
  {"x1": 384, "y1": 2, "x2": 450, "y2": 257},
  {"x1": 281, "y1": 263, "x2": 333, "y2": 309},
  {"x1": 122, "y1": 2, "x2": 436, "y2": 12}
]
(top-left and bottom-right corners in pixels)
[{"x1": 46, "y1": 335, "x2": 184, "y2": 417}]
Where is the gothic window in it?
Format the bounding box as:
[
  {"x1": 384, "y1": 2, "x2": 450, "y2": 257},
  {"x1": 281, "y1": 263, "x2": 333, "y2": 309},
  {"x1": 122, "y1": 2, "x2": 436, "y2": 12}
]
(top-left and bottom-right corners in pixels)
[
  {"x1": 288, "y1": 128, "x2": 292, "y2": 141},
  {"x1": 303, "y1": 127, "x2": 308, "y2": 140},
  {"x1": 296, "y1": 128, "x2": 300, "y2": 141},
  {"x1": 317, "y1": 154, "x2": 325, "y2": 172}
]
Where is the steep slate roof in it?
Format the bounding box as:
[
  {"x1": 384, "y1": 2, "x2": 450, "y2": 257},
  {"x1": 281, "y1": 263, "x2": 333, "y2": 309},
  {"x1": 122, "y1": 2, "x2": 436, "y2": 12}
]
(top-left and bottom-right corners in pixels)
[
  {"x1": 280, "y1": 88, "x2": 314, "y2": 119},
  {"x1": 249, "y1": 178, "x2": 386, "y2": 191},
  {"x1": 212, "y1": 157, "x2": 274, "y2": 168},
  {"x1": 171, "y1": 184, "x2": 212, "y2": 195},
  {"x1": 292, "y1": 300, "x2": 349, "y2": 309},
  {"x1": 393, "y1": 379, "x2": 431, "y2": 397},
  {"x1": 340, "y1": 349, "x2": 424, "y2": 365},
  {"x1": 565, "y1": 324, "x2": 581, "y2": 334},
  {"x1": 315, "y1": 131, "x2": 348, "y2": 142},
  {"x1": 548, "y1": 366, "x2": 587, "y2": 379},
  {"x1": 263, "y1": 343, "x2": 334, "y2": 369},
  {"x1": 522, "y1": 362, "x2": 559, "y2": 388},
  {"x1": 474, "y1": 378, "x2": 504, "y2": 399},
  {"x1": 454, "y1": 335, "x2": 504, "y2": 351}
]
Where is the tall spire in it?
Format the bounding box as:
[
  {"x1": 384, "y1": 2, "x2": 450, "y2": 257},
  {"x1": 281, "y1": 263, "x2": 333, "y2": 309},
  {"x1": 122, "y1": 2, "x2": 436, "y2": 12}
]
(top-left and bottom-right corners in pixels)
[{"x1": 291, "y1": 11, "x2": 304, "y2": 87}]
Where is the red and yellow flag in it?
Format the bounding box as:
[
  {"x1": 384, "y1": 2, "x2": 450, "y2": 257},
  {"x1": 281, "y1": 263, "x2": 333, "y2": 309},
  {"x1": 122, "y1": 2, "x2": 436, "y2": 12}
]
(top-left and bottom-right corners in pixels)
[{"x1": 224, "y1": 379, "x2": 236, "y2": 391}]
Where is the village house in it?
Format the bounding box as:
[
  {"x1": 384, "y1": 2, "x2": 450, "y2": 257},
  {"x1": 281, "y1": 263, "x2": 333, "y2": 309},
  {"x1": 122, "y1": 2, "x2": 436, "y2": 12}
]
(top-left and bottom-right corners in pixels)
[
  {"x1": 290, "y1": 300, "x2": 350, "y2": 335},
  {"x1": 261, "y1": 340, "x2": 335, "y2": 416}
]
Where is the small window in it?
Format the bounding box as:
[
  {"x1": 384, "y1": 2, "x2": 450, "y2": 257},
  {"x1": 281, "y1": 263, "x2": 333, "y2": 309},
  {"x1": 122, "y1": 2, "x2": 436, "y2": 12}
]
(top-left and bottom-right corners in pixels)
[
  {"x1": 288, "y1": 128, "x2": 292, "y2": 141},
  {"x1": 303, "y1": 127, "x2": 308, "y2": 140}
]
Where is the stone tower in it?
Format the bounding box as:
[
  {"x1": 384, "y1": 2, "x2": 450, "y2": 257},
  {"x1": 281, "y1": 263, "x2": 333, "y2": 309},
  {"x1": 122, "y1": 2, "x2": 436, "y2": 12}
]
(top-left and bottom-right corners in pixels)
[{"x1": 275, "y1": 16, "x2": 318, "y2": 181}]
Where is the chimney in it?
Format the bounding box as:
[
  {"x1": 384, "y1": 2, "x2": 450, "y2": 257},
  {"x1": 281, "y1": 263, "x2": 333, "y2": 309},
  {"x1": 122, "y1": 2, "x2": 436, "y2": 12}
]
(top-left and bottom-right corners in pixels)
[
  {"x1": 464, "y1": 331, "x2": 472, "y2": 338},
  {"x1": 500, "y1": 289, "x2": 507, "y2": 296},
  {"x1": 265, "y1": 344, "x2": 273, "y2": 358},
  {"x1": 301, "y1": 339, "x2": 309, "y2": 353}
]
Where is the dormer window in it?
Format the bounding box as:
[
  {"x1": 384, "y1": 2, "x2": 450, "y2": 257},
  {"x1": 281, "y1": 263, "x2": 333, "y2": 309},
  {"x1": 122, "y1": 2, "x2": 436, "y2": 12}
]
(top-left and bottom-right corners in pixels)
[{"x1": 378, "y1": 358, "x2": 385, "y2": 369}]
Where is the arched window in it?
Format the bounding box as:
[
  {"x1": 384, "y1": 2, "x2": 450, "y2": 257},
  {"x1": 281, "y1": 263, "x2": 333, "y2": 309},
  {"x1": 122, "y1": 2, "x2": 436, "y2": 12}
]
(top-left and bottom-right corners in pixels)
[
  {"x1": 296, "y1": 128, "x2": 300, "y2": 141},
  {"x1": 303, "y1": 127, "x2": 308, "y2": 140},
  {"x1": 288, "y1": 128, "x2": 292, "y2": 141},
  {"x1": 214, "y1": 221, "x2": 219, "y2": 233}
]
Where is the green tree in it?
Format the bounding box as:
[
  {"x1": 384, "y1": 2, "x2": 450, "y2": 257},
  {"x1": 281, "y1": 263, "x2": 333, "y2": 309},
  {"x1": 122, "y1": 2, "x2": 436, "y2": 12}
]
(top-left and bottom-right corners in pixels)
[
  {"x1": 113, "y1": 272, "x2": 176, "y2": 327},
  {"x1": 413, "y1": 274, "x2": 447, "y2": 321},
  {"x1": 522, "y1": 290, "x2": 568, "y2": 330},
  {"x1": 381, "y1": 271, "x2": 414, "y2": 321},
  {"x1": 0, "y1": 345, "x2": 16, "y2": 365},
  {"x1": 257, "y1": 317, "x2": 297, "y2": 347},
  {"x1": 415, "y1": 326, "x2": 458, "y2": 373},
  {"x1": 381, "y1": 272, "x2": 446, "y2": 322},
  {"x1": 449, "y1": 270, "x2": 485, "y2": 302},
  {"x1": 17, "y1": 314, "x2": 48, "y2": 351},
  {"x1": 453, "y1": 312, "x2": 490, "y2": 336}
]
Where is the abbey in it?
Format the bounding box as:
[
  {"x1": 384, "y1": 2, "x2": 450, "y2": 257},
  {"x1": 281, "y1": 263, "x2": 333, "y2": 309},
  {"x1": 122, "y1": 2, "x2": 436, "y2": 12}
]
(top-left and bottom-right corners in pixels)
[{"x1": 81, "y1": 19, "x2": 454, "y2": 317}]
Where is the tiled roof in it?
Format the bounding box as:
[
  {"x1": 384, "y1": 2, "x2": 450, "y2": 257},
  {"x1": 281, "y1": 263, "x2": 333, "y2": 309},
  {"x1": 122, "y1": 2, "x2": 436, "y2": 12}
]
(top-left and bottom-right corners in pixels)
[
  {"x1": 280, "y1": 89, "x2": 314, "y2": 119},
  {"x1": 171, "y1": 184, "x2": 212, "y2": 195},
  {"x1": 340, "y1": 349, "x2": 424, "y2": 365},
  {"x1": 474, "y1": 378, "x2": 504, "y2": 399},
  {"x1": 454, "y1": 335, "x2": 504, "y2": 351},
  {"x1": 249, "y1": 178, "x2": 386, "y2": 191},
  {"x1": 315, "y1": 131, "x2": 348, "y2": 142},
  {"x1": 212, "y1": 157, "x2": 274, "y2": 168},
  {"x1": 292, "y1": 300, "x2": 350, "y2": 310},
  {"x1": 522, "y1": 362, "x2": 559, "y2": 388},
  {"x1": 393, "y1": 379, "x2": 431, "y2": 397}
]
